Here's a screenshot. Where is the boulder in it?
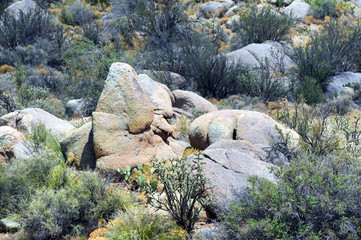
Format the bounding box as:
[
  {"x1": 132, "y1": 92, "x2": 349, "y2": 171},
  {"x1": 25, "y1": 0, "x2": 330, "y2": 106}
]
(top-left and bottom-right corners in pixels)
[
  {"x1": 138, "y1": 74, "x2": 173, "y2": 118},
  {"x1": 284, "y1": 0, "x2": 310, "y2": 19},
  {"x1": 189, "y1": 110, "x2": 298, "y2": 150},
  {"x1": 0, "y1": 108, "x2": 75, "y2": 140},
  {"x1": 141, "y1": 70, "x2": 187, "y2": 91},
  {"x1": 353, "y1": 0, "x2": 361, "y2": 8},
  {"x1": 92, "y1": 111, "x2": 160, "y2": 172},
  {"x1": 96, "y1": 63, "x2": 154, "y2": 134},
  {"x1": 226, "y1": 42, "x2": 296, "y2": 73},
  {"x1": 199, "y1": 0, "x2": 235, "y2": 17},
  {"x1": 172, "y1": 90, "x2": 218, "y2": 115},
  {"x1": 60, "y1": 122, "x2": 96, "y2": 169},
  {"x1": 65, "y1": 99, "x2": 95, "y2": 120},
  {"x1": 0, "y1": 126, "x2": 24, "y2": 162},
  {"x1": 151, "y1": 114, "x2": 174, "y2": 141},
  {"x1": 6, "y1": 0, "x2": 37, "y2": 16},
  {"x1": 326, "y1": 72, "x2": 361, "y2": 96},
  {"x1": 191, "y1": 140, "x2": 275, "y2": 216}
]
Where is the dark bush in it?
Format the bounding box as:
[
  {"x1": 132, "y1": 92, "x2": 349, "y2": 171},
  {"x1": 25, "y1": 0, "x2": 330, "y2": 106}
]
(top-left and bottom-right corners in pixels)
[
  {"x1": 233, "y1": 6, "x2": 293, "y2": 48},
  {"x1": 0, "y1": 0, "x2": 12, "y2": 16},
  {"x1": 67, "y1": 3, "x2": 95, "y2": 26},
  {"x1": 310, "y1": 0, "x2": 338, "y2": 19},
  {"x1": 294, "y1": 20, "x2": 361, "y2": 89},
  {"x1": 296, "y1": 76, "x2": 324, "y2": 104},
  {"x1": 220, "y1": 153, "x2": 361, "y2": 239}
]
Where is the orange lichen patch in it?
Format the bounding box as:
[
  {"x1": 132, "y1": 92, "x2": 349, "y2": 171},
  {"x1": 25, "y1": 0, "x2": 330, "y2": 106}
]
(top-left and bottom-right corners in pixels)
[
  {"x1": 106, "y1": 218, "x2": 123, "y2": 228},
  {"x1": 89, "y1": 228, "x2": 108, "y2": 239},
  {"x1": 0, "y1": 64, "x2": 16, "y2": 74}
]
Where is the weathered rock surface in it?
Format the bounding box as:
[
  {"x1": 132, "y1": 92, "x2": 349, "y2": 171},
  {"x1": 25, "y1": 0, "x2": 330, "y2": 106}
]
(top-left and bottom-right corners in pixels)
[
  {"x1": 191, "y1": 140, "x2": 276, "y2": 216},
  {"x1": 326, "y1": 72, "x2": 361, "y2": 96},
  {"x1": 141, "y1": 70, "x2": 187, "y2": 91},
  {"x1": 189, "y1": 109, "x2": 298, "y2": 150},
  {"x1": 60, "y1": 122, "x2": 96, "y2": 169},
  {"x1": 96, "y1": 63, "x2": 154, "y2": 134},
  {"x1": 199, "y1": 0, "x2": 235, "y2": 17},
  {"x1": 138, "y1": 74, "x2": 173, "y2": 118},
  {"x1": 6, "y1": 0, "x2": 37, "y2": 16},
  {"x1": 0, "y1": 108, "x2": 75, "y2": 140},
  {"x1": 172, "y1": 90, "x2": 218, "y2": 115},
  {"x1": 226, "y1": 42, "x2": 296, "y2": 73},
  {"x1": 284, "y1": 0, "x2": 310, "y2": 19},
  {"x1": 0, "y1": 126, "x2": 24, "y2": 162}
]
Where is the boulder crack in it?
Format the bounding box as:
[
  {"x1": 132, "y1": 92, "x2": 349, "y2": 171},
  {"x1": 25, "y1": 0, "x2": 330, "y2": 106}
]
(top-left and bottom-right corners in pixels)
[{"x1": 204, "y1": 152, "x2": 244, "y2": 174}]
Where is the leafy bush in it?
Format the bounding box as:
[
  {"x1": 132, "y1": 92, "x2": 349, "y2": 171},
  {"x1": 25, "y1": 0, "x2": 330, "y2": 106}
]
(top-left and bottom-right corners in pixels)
[
  {"x1": 219, "y1": 153, "x2": 361, "y2": 239},
  {"x1": 310, "y1": 0, "x2": 338, "y2": 19},
  {"x1": 145, "y1": 153, "x2": 211, "y2": 233},
  {"x1": 102, "y1": 208, "x2": 188, "y2": 240},
  {"x1": 233, "y1": 6, "x2": 293, "y2": 47},
  {"x1": 22, "y1": 170, "x2": 129, "y2": 239},
  {"x1": 67, "y1": 3, "x2": 96, "y2": 26},
  {"x1": 294, "y1": 20, "x2": 361, "y2": 88}
]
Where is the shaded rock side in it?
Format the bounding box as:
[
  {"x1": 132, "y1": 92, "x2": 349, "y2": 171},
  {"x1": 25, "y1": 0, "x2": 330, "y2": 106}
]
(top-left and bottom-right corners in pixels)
[{"x1": 172, "y1": 90, "x2": 218, "y2": 115}]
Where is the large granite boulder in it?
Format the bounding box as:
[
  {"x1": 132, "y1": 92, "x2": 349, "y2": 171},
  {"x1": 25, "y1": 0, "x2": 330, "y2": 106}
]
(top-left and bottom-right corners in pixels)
[
  {"x1": 0, "y1": 108, "x2": 75, "y2": 140},
  {"x1": 326, "y1": 72, "x2": 361, "y2": 96},
  {"x1": 189, "y1": 110, "x2": 298, "y2": 150},
  {"x1": 92, "y1": 63, "x2": 181, "y2": 172},
  {"x1": 191, "y1": 140, "x2": 276, "y2": 216},
  {"x1": 65, "y1": 99, "x2": 95, "y2": 120},
  {"x1": 172, "y1": 90, "x2": 218, "y2": 115},
  {"x1": 284, "y1": 0, "x2": 310, "y2": 19},
  {"x1": 60, "y1": 122, "x2": 96, "y2": 169},
  {"x1": 138, "y1": 74, "x2": 173, "y2": 118},
  {"x1": 226, "y1": 42, "x2": 296, "y2": 73},
  {"x1": 0, "y1": 126, "x2": 24, "y2": 162},
  {"x1": 96, "y1": 63, "x2": 154, "y2": 134}
]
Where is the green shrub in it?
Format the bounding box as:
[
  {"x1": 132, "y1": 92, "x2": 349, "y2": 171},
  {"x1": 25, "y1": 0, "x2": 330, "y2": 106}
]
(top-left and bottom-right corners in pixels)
[
  {"x1": 105, "y1": 208, "x2": 188, "y2": 240},
  {"x1": 296, "y1": 76, "x2": 324, "y2": 104},
  {"x1": 233, "y1": 6, "x2": 293, "y2": 47},
  {"x1": 219, "y1": 153, "x2": 361, "y2": 239},
  {"x1": 59, "y1": 7, "x2": 75, "y2": 25},
  {"x1": 67, "y1": 3, "x2": 96, "y2": 26},
  {"x1": 22, "y1": 170, "x2": 130, "y2": 239},
  {"x1": 310, "y1": 0, "x2": 338, "y2": 19},
  {"x1": 145, "y1": 153, "x2": 211, "y2": 233},
  {"x1": 0, "y1": 0, "x2": 12, "y2": 16},
  {"x1": 294, "y1": 20, "x2": 361, "y2": 89}
]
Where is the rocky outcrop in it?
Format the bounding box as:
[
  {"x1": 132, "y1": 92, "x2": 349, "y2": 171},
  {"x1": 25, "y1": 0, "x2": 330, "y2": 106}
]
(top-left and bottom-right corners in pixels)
[
  {"x1": 284, "y1": 0, "x2": 310, "y2": 19},
  {"x1": 91, "y1": 63, "x2": 182, "y2": 173},
  {"x1": 172, "y1": 90, "x2": 218, "y2": 115},
  {"x1": 189, "y1": 109, "x2": 298, "y2": 150},
  {"x1": 0, "y1": 108, "x2": 75, "y2": 140},
  {"x1": 326, "y1": 72, "x2": 361, "y2": 96},
  {"x1": 60, "y1": 122, "x2": 96, "y2": 169},
  {"x1": 226, "y1": 42, "x2": 296, "y2": 73},
  {"x1": 96, "y1": 63, "x2": 154, "y2": 134},
  {"x1": 191, "y1": 140, "x2": 276, "y2": 216}
]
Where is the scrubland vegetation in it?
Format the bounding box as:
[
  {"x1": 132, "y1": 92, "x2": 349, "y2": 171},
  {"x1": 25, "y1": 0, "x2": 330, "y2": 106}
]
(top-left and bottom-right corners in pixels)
[{"x1": 1, "y1": 0, "x2": 361, "y2": 239}]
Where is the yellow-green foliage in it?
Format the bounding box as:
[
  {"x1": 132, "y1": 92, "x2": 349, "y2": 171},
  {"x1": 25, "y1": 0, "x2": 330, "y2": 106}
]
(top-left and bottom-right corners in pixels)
[{"x1": 0, "y1": 64, "x2": 16, "y2": 74}]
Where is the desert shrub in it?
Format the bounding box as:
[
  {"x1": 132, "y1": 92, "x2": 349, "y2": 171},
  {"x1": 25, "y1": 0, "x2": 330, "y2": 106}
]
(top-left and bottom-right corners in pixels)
[
  {"x1": 145, "y1": 153, "x2": 211, "y2": 233},
  {"x1": 0, "y1": 0, "x2": 12, "y2": 16},
  {"x1": 233, "y1": 6, "x2": 293, "y2": 48},
  {"x1": 103, "y1": 208, "x2": 188, "y2": 240},
  {"x1": 294, "y1": 20, "x2": 361, "y2": 89},
  {"x1": 296, "y1": 76, "x2": 324, "y2": 104},
  {"x1": 0, "y1": 89, "x2": 18, "y2": 114},
  {"x1": 62, "y1": 41, "x2": 127, "y2": 101},
  {"x1": 238, "y1": 60, "x2": 288, "y2": 102},
  {"x1": 83, "y1": 22, "x2": 101, "y2": 44},
  {"x1": 177, "y1": 32, "x2": 246, "y2": 98},
  {"x1": 310, "y1": 0, "x2": 338, "y2": 19},
  {"x1": 0, "y1": 8, "x2": 59, "y2": 49},
  {"x1": 59, "y1": 7, "x2": 75, "y2": 25},
  {"x1": 67, "y1": 3, "x2": 96, "y2": 26},
  {"x1": 219, "y1": 153, "x2": 361, "y2": 239},
  {"x1": 22, "y1": 170, "x2": 129, "y2": 239},
  {"x1": 0, "y1": 151, "x2": 60, "y2": 221}
]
